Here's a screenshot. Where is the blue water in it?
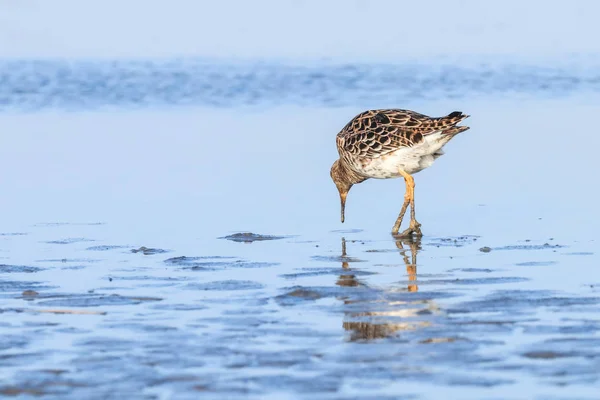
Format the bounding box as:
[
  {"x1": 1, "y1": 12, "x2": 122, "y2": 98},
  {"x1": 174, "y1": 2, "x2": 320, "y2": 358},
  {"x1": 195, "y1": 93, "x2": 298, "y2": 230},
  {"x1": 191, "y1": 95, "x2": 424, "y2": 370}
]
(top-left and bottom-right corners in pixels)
[
  {"x1": 1, "y1": 4, "x2": 600, "y2": 398},
  {"x1": 2, "y1": 58, "x2": 600, "y2": 111}
]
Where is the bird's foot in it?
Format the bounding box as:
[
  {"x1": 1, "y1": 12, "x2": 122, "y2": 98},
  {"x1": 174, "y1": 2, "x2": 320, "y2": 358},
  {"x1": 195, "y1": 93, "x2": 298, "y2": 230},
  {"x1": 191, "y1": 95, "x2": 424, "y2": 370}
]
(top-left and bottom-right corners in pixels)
[{"x1": 394, "y1": 220, "x2": 422, "y2": 238}]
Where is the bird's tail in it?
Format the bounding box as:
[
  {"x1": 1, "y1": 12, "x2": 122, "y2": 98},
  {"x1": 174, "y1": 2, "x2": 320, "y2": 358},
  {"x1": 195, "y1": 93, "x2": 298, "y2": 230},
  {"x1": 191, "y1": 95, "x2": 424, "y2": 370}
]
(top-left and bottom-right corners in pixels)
[{"x1": 437, "y1": 111, "x2": 470, "y2": 135}]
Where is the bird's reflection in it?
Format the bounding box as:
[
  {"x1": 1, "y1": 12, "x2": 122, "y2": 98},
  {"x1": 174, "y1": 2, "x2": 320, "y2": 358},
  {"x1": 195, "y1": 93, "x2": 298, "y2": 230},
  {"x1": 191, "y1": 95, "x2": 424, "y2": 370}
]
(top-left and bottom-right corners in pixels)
[
  {"x1": 336, "y1": 236, "x2": 421, "y2": 291},
  {"x1": 339, "y1": 235, "x2": 434, "y2": 341},
  {"x1": 336, "y1": 236, "x2": 361, "y2": 287},
  {"x1": 397, "y1": 236, "x2": 420, "y2": 293}
]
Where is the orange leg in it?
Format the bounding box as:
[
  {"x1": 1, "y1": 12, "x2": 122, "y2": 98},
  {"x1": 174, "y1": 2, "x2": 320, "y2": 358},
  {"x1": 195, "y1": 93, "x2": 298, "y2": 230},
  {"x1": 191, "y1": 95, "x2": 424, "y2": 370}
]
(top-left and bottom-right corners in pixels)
[{"x1": 391, "y1": 170, "x2": 422, "y2": 237}]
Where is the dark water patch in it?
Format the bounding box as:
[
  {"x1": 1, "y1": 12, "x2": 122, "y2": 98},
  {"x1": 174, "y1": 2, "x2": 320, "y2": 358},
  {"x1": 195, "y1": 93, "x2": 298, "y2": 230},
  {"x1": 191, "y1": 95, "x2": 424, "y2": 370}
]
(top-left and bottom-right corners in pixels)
[
  {"x1": 0, "y1": 264, "x2": 42, "y2": 273},
  {"x1": 0, "y1": 377, "x2": 88, "y2": 397},
  {"x1": 347, "y1": 292, "x2": 459, "y2": 310},
  {"x1": 219, "y1": 232, "x2": 286, "y2": 243},
  {"x1": 104, "y1": 323, "x2": 178, "y2": 333},
  {"x1": 21, "y1": 319, "x2": 68, "y2": 326},
  {"x1": 276, "y1": 287, "x2": 329, "y2": 304},
  {"x1": 163, "y1": 255, "x2": 237, "y2": 270},
  {"x1": 330, "y1": 229, "x2": 364, "y2": 234},
  {"x1": 43, "y1": 238, "x2": 96, "y2": 245},
  {"x1": 16, "y1": 291, "x2": 88, "y2": 303},
  {"x1": 164, "y1": 255, "x2": 236, "y2": 265},
  {"x1": 427, "y1": 235, "x2": 480, "y2": 248},
  {"x1": 452, "y1": 290, "x2": 600, "y2": 314},
  {"x1": 443, "y1": 375, "x2": 514, "y2": 387},
  {"x1": 479, "y1": 246, "x2": 492, "y2": 253},
  {"x1": 110, "y1": 275, "x2": 188, "y2": 282},
  {"x1": 201, "y1": 296, "x2": 270, "y2": 307},
  {"x1": 36, "y1": 293, "x2": 162, "y2": 307},
  {"x1": 310, "y1": 350, "x2": 442, "y2": 378},
  {"x1": 253, "y1": 325, "x2": 339, "y2": 339},
  {"x1": 451, "y1": 319, "x2": 533, "y2": 326},
  {"x1": 147, "y1": 374, "x2": 203, "y2": 387},
  {"x1": 279, "y1": 268, "x2": 377, "y2": 279},
  {"x1": 227, "y1": 374, "x2": 340, "y2": 394},
  {"x1": 149, "y1": 377, "x2": 227, "y2": 397},
  {"x1": 0, "y1": 386, "x2": 46, "y2": 396},
  {"x1": 276, "y1": 285, "x2": 456, "y2": 307},
  {"x1": 544, "y1": 337, "x2": 600, "y2": 347},
  {"x1": 0, "y1": 308, "x2": 26, "y2": 315},
  {"x1": 281, "y1": 268, "x2": 376, "y2": 279},
  {"x1": 522, "y1": 351, "x2": 580, "y2": 360},
  {"x1": 336, "y1": 274, "x2": 368, "y2": 287},
  {"x1": 131, "y1": 246, "x2": 170, "y2": 255},
  {"x1": 215, "y1": 261, "x2": 278, "y2": 270},
  {"x1": 185, "y1": 280, "x2": 264, "y2": 291},
  {"x1": 0, "y1": 352, "x2": 49, "y2": 368},
  {"x1": 222, "y1": 304, "x2": 277, "y2": 316},
  {"x1": 0, "y1": 281, "x2": 55, "y2": 293},
  {"x1": 137, "y1": 283, "x2": 182, "y2": 289},
  {"x1": 9, "y1": 353, "x2": 161, "y2": 398},
  {"x1": 447, "y1": 268, "x2": 494, "y2": 273},
  {"x1": 561, "y1": 318, "x2": 600, "y2": 325},
  {"x1": 60, "y1": 265, "x2": 88, "y2": 271},
  {"x1": 86, "y1": 245, "x2": 131, "y2": 251},
  {"x1": 418, "y1": 336, "x2": 467, "y2": 344},
  {"x1": 494, "y1": 243, "x2": 566, "y2": 251},
  {"x1": 418, "y1": 277, "x2": 528, "y2": 286},
  {"x1": 74, "y1": 338, "x2": 140, "y2": 353},
  {"x1": 204, "y1": 316, "x2": 279, "y2": 330},
  {"x1": 164, "y1": 255, "x2": 277, "y2": 270},
  {"x1": 75, "y1": 340, "x2": 208, "y2": 369},
  {"x1": 515, "y1": 261, "x2": 558, "y2": 267},
  {"x1": 311, "y1": 255, "x2": 365, "y2": 263},
  {"x1": 0, "y1": 334, "x2": 29, "y2": 351},
  {"x1": 21, "y1": 290, "x2": 40, "y2": 298},
  {"x1": 36, "y1": 258, "x2": 101, "y2": 263},
  {"x1": 1, "y1": 370, "x2": 87, "y2": 397},
  {"x1": 522, "y1": 323, "x2": 600, "y2": 335},
  {"x1": 151, "y1": 303, "x2": 207, "y2": 311}
]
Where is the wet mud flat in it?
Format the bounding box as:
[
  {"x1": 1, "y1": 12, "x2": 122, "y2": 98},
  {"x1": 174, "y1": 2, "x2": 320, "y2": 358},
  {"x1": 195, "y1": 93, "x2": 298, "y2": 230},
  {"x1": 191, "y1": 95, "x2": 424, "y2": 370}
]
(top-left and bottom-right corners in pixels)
[{"x1": 0, "y1": 225, "x2": 598, "y2": 399}]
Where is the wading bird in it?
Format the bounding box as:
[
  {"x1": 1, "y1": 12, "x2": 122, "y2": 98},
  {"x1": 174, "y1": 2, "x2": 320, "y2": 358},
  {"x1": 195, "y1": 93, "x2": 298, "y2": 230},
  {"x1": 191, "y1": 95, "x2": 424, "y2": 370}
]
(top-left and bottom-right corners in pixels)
[{"x1": 330, "y1": 109, "x2": 470, "y2": 237}]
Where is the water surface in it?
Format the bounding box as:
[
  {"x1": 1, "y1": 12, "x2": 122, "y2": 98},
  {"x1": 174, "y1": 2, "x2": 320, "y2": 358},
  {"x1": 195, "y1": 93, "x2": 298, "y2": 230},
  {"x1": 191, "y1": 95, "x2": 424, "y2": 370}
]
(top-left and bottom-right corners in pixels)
[{"x1": 1, "y1": 33, "x2": 599, "y2": 400}]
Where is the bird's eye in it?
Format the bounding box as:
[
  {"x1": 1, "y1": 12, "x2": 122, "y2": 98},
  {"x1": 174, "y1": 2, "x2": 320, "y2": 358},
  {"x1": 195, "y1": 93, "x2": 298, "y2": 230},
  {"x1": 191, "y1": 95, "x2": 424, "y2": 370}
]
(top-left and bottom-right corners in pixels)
[{"x1": 373, "y1": 113, "x2": 390, "y2": 124}]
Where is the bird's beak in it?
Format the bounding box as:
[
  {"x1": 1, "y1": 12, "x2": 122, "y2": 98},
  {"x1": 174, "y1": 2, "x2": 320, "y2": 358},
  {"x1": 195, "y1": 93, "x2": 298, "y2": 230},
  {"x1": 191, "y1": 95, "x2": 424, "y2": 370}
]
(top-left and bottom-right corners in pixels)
[{"x1": 339, "y1": 191, "x2": 347, "y2": 223}]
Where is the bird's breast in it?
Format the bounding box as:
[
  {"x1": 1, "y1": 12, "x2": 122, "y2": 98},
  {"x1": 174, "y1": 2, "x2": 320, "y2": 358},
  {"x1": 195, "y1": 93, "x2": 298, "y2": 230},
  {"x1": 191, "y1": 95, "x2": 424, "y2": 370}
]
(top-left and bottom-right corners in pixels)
[{"x1": 352, "y1": 140, "x2": 445, "y2": 179}]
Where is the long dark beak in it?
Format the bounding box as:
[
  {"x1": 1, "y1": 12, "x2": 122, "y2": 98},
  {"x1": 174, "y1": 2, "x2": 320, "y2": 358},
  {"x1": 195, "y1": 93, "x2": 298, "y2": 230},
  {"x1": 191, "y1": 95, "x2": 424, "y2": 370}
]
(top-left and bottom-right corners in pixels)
[{"x1": 340, "y1": 191, "x2": 347, "y2": 223}]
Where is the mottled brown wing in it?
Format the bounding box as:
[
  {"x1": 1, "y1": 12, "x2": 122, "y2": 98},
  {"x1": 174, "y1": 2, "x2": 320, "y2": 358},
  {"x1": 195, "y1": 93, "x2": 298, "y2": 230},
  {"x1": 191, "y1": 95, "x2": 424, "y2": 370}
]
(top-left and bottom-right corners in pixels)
[{"x1": 336, "y1": 109, "x2": 467, "y2": 159}]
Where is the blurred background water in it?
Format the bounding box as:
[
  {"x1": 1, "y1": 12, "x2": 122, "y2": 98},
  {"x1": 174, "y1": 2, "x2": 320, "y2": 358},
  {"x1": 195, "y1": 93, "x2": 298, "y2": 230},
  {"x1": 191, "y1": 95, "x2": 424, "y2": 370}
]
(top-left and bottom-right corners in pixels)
[
  {"x1": 2, "y1": 59, "x2": 600, "y2": 111},
  {"x1": 1, "y1": 1, "x2": 599, "y2": 399}
]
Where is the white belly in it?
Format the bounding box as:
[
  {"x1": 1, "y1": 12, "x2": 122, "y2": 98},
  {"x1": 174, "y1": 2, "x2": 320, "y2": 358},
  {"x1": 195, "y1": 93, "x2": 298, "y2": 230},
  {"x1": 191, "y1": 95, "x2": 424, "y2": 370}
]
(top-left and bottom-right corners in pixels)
[{"x1": 356, "y1": 132, "x2": 451, "y2": 179}]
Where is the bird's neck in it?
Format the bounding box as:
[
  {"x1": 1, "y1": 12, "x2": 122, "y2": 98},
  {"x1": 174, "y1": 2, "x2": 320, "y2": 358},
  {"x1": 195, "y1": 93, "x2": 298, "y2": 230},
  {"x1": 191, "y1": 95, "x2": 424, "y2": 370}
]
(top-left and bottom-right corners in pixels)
[{"x1": 336, "y1": 159, "x2": 368, "y2": 185}]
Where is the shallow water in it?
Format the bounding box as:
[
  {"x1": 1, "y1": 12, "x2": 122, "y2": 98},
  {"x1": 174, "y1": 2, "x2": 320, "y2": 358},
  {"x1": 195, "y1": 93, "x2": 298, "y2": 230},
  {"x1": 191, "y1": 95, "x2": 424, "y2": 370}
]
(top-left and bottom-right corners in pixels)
[
  {"x1": 2, "y1": 2, "x2": 600, "y2": 398},
  {"x1": 0, "y1": 224, "x2": 598, "y2": 399},
  {"x1": 1, "y1": 90, "x2": 599, "y2": 398}
]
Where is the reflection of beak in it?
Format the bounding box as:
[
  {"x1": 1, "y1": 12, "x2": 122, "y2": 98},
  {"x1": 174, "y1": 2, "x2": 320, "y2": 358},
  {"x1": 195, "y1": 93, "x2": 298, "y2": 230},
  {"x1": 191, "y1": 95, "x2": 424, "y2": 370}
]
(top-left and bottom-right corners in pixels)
[{"x1": 340, "y1": 191, "x2": 347, "y2": 223}]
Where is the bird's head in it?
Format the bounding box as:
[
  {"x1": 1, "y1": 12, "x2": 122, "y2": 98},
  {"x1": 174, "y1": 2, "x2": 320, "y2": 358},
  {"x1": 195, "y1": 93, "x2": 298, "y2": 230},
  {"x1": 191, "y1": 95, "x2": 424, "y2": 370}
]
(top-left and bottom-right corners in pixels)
[{"x1": 330, "y1": 160, "x2": 353, "y2": 223}]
